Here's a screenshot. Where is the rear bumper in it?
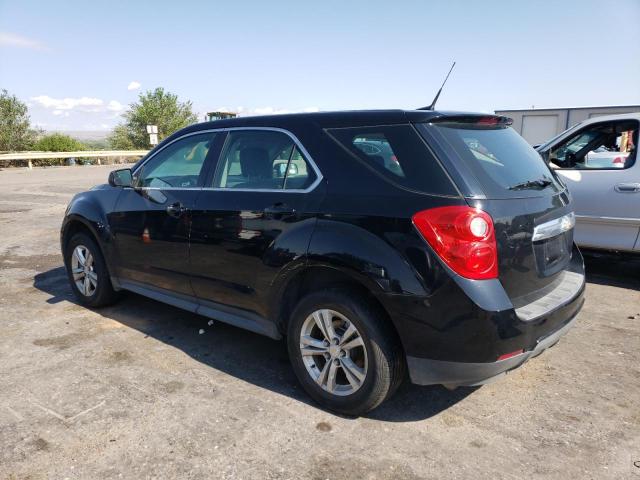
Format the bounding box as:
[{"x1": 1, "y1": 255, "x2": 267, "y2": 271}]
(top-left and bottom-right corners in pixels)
[{"x1": 406, "y1": 293, "x2": 584, "y2": 386}]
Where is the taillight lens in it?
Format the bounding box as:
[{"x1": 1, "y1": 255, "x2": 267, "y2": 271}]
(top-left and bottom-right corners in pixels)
[{"x1": 412, "y1": 206, "x2": 498, "y2": 280}]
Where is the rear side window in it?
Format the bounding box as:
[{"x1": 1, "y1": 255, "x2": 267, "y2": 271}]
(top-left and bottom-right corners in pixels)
[
  {"x1": 327, "y1": 125, "x2": 457, "y2": 195},
  {"x1": 427, "y1": 119, "x2": 562, "y2": 197}
]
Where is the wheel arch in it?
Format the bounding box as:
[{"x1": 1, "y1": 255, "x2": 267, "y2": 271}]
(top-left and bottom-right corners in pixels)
[
  {"x1": 270, "y1": 263, "x2": 401, "y2": 343},
  {"x1": 61, "y1": 194, "x2": 118, "y2": 284}
]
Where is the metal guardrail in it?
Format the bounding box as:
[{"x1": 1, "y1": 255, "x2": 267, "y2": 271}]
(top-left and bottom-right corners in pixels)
[{"x1": 0, "y1": 150, "x2": 150, "y2": 169}]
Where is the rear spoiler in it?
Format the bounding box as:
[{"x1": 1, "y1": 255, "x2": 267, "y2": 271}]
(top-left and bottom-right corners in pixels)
[{"x1": 430, "y1": 115, "x2": 513, "y2": 127}]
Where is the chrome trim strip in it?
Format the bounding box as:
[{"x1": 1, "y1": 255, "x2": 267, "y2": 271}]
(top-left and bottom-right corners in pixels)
[
  {"x1": 132, "y1": 126, "x2": 324, "y2": 194},
  {"x1": 575, "y1": 214, "x2": 640, "y2": 227},
  {"x1": 532, "y1": 212, "x2": 575, "y2": 242}
]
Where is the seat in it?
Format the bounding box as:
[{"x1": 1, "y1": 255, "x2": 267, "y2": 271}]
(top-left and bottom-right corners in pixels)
[{"x1": 236, "y1": 147, "x2": 280, "y2": 189}]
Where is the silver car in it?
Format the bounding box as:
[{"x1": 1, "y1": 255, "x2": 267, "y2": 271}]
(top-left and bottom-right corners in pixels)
[{"x1": 536, "y1": 113, "x2": 639, "y2": 253}]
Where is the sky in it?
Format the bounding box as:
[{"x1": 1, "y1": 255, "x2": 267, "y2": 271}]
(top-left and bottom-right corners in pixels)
[{"x1": 1, "y1": 0, "x2": 639, "y2": 132}]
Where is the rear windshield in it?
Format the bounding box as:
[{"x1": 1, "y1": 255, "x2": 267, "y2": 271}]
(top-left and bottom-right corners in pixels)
[
  {"x1": 327, "y1": 124, "x2": 457, "y2": 196},
  {"x1": 427, "y1": 121, "x2": 562, "y2": 197}
]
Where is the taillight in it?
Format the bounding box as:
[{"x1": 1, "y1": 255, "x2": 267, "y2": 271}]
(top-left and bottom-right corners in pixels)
[
  {"x1": 412, "y1": 206, "x2": 498, "y2": 280},
  {"x1": 613, "y1": 156, "x2": 624, "y2": 165}
]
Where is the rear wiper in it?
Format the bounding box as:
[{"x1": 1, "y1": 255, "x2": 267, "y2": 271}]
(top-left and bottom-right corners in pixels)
[{"x1": 508, "y1": 178, "x2": 552, "y2": 191}]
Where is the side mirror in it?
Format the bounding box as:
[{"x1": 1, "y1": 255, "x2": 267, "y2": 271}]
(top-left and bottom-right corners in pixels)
[
  {"x1": 108, "y1": 168, "x2": 133, "y2": 187},
  {"x1": 565, "y1": 152, "x2": 577, "y2": 168}
]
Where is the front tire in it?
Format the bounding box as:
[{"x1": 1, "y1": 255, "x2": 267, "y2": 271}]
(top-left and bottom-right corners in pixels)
[
  {"x1": 287, "y1": 289, "x2": 405, "y2": 415},
  {"x1": 64, "y1": 232, "x2": 119, "y2": 307}
]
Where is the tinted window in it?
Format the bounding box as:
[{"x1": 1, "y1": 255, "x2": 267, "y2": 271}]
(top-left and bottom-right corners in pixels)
[
  {"x1": 212, "y1": 130, "x2": 317, "y2": 190},
  {"x1": 429, "y1": 122, "x2": 562, "y2": 196},
  {"x1": 328, "y1": 125, "x2": 456, "y2": 195},
  {"x1": 136, "y1": 133, "x2": 214, "y2": 188}
]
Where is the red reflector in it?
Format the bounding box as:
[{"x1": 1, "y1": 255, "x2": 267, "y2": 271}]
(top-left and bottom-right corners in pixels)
[
  {"x1": 412, "y1": 206, "x2": 498, "y2": 280},
  {"x1": 613, "y1": 156, "x2": 624, "y2": 164},
  {"x1": 497, "y1": 349, "x2": 524, "y2": 361}
]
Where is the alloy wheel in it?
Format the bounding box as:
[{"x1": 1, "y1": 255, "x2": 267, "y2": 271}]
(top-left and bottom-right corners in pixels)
[
  {"x1": 299, "y1": 309, "x2": 368, "y2": 396},
  {"x1": 71, "y1": 245, "x2": 98, "y2": 297}
]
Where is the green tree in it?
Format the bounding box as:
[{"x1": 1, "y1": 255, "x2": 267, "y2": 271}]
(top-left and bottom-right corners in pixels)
[
  {"x1": 0, "y1": 89, "x2": 38, "y2": 151},
  {"x1": 109, "y1": 87, "x2": 198, "y2": 149},
  {"x1": 34, "y1": 133, "x2": 86, "y2": 152},
  {"x1": 108, "y1": 124, "x2": 135, "y2": 150}
]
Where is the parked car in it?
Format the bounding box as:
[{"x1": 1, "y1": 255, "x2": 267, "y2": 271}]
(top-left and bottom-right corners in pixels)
[
  {"x1": 61, "y1": 110, "x2": 585, "y2": 415},
  {"x1": 536, "y1": 113, "x2": 639, "y2": 253}
]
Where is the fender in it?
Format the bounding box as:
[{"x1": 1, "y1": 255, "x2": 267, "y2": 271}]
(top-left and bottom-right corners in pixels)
[{"x1": 61, "y1": 185, "x2": 122, "y2": 277}]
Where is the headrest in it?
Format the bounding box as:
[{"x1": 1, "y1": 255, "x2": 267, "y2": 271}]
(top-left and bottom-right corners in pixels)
[{"x1": 239, "y1": 147, "x2": 271, "y2": 179}]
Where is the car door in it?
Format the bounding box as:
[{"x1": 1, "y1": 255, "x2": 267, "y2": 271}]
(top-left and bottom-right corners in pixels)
[
  {"x1": 546, "y1": 120, "x2": 640, "y2": 251},
  {"x1": 189, "y1": 128, "x2": 325, "y2": 321},
  {"x1": 108, "y1": 131, "x2": 223, "y2": 295}
]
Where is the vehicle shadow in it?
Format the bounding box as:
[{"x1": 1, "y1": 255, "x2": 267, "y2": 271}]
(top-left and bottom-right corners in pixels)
[
  {"x1": 33, "y1": 266, "x2": 475, "y2": 422},
  {"x1": 582, "y1": 251, "x2": 640, "y2": 291}
]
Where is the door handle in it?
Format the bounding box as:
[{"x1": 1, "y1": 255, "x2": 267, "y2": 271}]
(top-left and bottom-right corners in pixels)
[
  {"x1": 615, "y1": 182, "x2": 640, "y2": 193},
  {"x1": 263, "y1": 203, "x2": 295, "y2": 216},
  {"x1": 166, "y1": 202, "x2": 187, "y2": 217}
]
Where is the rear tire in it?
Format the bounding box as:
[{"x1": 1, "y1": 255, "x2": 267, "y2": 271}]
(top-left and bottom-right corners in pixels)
[
  {"x1": 287, "y1": 289, "x2": 405, "y2": 416},
  {"x1": 64, "y1": 232, "x2": 119, "y2": 307}
]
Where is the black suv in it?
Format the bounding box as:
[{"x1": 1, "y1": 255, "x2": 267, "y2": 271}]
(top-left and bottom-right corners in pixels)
[{"x1": 61, "y1": 110, "x2": 585, "y2": 415}]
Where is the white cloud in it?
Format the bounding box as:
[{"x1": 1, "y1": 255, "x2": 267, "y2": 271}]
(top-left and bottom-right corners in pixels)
[
  {"x1": 107, "y1": 100, "x2": 124, "y2": 112},
  {"x1": 0, "y1": 32, "x2": 49, "y2": 51},
  {"x1": 214, "y1": 106, "x2": 321, "y2": 117},
  {"x1": 127, "y1": 81, "x2": 141, "y2": 91},
  {"x1": 31, "y1": 95, "x2": 127, "y2": 115},
  {"x1": 31, "y1": 95, "x2": 104, "y2": 111}
]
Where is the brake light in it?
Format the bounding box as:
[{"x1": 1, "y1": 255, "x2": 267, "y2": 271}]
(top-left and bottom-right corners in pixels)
[
  {"x1": 476, "y1": 117, "x2": 499, "y2": 126},
  {"x1": 412, "y1": 206, "x2": 498, "y2": 280}
]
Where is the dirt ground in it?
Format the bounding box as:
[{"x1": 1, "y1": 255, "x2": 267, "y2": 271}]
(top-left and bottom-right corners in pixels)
[{"x1": 0, "y1": 165, "x2": 638, "y2": 480}]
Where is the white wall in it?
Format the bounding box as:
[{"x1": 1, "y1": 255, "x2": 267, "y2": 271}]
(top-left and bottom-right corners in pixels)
[{"x1": 495, "y1": 106, "x2": 640, "y2": 144}]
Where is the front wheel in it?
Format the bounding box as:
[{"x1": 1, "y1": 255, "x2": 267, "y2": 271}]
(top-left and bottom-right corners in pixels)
[
  {"x1": 64, "y1": 232, "x2": 119, "y2": 307},
  {"x1": 287, "y1": 289, "x2": 405, "y2": 415}
]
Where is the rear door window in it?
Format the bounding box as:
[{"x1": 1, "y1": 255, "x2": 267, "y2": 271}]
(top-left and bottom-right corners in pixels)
[
  {"x1": 211, "y1": 130, "x2": 318, "y2": 190},
  {"x1": 327, "y1": 125, "x2": 457, "y2": 196},
  {"x1": 425, "y1": 118, "x2": 563, "y2": 198}
]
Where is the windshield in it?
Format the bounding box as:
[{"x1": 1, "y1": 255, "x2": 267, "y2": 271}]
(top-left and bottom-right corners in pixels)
[{"x1": 427, "y1": 122, "x2": 563, "y2": 198}]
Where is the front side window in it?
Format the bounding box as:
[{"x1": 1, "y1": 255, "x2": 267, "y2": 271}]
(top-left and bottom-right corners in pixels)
[
  {"x1": 136, "y1": 133, "x2": 214, "y2": 188},
  {"x1": 549, "y1": 120, "x2": 638, "y2": 170},
  {"x1": 212, "y1": 130, "x2": 317, "y2": 190}
]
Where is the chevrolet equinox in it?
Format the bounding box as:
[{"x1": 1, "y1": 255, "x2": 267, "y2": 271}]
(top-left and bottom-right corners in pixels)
[{"x1": 61, "y1": 110, "x2": 585, "y2": 415}]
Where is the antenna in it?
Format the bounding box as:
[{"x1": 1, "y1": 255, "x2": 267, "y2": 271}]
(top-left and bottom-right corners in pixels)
[{"x1": 419, "y1": 61, "x2": 456, "y2": 111}]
